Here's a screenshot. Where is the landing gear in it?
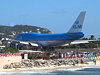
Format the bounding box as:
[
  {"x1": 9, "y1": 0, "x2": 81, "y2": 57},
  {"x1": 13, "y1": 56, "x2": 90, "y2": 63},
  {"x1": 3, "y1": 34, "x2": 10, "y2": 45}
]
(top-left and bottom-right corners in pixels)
[{"x1": 41, "y1": 46, "x2": 55, "y2": 51}]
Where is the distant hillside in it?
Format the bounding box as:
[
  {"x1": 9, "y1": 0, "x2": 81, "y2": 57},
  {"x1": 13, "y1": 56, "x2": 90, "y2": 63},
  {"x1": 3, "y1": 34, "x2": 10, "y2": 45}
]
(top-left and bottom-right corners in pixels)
[{"x1": 0, "y1": 25, "x2": 52, "y2": 38}]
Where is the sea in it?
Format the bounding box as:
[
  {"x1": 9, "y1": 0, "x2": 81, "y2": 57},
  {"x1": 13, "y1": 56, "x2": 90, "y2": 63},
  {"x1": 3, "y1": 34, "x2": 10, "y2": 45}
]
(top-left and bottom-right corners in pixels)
[{"x1": 0, "y1": 65, "x2": 100, "y2": 75}]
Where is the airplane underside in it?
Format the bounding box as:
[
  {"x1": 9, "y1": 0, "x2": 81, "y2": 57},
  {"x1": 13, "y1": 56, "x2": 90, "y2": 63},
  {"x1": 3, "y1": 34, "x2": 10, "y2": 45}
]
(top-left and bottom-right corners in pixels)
[
  {"x1": 36, "y1": 40, "x2": 73, "y2": 51},
  {"x1": 33, "y1": 40, "x2": 73, "y2": 47}
]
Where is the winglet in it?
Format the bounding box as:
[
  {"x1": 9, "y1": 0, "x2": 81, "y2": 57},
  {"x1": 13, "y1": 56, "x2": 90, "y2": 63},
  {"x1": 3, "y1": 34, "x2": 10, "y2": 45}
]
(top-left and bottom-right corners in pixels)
[{"x1": 68, "y1": 11, "x2": 86, "y2": 33}]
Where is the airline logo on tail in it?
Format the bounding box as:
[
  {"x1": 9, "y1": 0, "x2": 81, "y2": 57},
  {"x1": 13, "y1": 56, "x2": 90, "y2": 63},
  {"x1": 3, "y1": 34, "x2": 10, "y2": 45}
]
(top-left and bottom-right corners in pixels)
[
  {"x1": 75, "y1": 21, "x2": 79, "y2": 24},
  {"x1": 73, "y1": 21, "x2": 82, "y2": 29},
  {"x1": 73, "y1": 25, "x2": 82, "y2": 29},
  {"x1": 68, "y1": 11, "x2": 86, "y2": 33}
]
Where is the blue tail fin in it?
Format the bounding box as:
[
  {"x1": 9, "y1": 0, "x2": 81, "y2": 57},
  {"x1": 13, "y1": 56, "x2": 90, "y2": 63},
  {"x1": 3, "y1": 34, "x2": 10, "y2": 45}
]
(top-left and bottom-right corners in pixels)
[{"x1": 68, "y1": 11, "x2": 86, "y2": 33}]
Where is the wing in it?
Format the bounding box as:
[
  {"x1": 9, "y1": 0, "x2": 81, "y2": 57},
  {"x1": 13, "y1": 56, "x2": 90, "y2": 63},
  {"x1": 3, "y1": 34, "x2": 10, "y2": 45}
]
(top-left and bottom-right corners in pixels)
[{"x1": 12, "y1": 40, "x2": 39, "y2": 47}]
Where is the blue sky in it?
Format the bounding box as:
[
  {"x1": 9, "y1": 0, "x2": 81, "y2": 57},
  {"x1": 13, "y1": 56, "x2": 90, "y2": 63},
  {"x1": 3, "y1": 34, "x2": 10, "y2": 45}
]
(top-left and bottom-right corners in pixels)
[{"x1": 0, "y1": 0, "x2": 100, "y2": 37}]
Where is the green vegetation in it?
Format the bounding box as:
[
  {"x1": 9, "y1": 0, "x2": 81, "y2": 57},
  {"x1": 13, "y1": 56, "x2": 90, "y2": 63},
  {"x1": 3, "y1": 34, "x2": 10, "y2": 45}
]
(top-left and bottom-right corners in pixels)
[
  {"x1": 0, "y1": 25, "x2": 51, "y2": 38},
  {"x1": 44, "y1": 51, "x2": 51, "y2": 57},
  {"x1": 89, "y1": 35, "x2": 95, "y2": 40},
  {"x1": 28, "y1": 53, "x2": 38, "y2": 59},
  {"x1": 4, "y1": 47, "x2": 19, "y2": 53}
]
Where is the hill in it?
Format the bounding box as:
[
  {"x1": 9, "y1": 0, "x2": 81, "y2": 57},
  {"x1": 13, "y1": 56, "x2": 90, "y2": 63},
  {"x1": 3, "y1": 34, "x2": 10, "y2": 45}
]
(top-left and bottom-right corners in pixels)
[{"x1": 0, "y1": 25, "x2": 52, "y2": 38}]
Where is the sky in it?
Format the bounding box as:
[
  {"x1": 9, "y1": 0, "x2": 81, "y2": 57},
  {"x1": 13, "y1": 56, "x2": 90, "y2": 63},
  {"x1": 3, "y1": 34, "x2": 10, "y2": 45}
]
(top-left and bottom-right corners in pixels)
[{"x1": 0, "y1": 0, "x2": 100, "y2": 37}]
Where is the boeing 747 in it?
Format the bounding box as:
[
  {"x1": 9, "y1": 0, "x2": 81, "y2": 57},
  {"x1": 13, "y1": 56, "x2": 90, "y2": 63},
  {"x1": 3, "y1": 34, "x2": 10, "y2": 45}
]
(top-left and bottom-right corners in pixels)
[{"x1": 14, "y1": 11, "x2": 86, "y2": 49}]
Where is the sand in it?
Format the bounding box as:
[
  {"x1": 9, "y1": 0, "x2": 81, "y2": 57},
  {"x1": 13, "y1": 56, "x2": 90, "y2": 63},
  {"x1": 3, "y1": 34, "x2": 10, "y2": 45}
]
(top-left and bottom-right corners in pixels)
[{"x1": 0, "y1": 60, "x2": 100, "y2": 72}]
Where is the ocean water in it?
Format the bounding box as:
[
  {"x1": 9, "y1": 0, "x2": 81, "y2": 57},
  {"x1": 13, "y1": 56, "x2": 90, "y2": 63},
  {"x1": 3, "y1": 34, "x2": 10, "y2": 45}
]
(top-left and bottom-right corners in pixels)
[{"x1": 0, "y1": 65, "x2": 100, "y2": 75}]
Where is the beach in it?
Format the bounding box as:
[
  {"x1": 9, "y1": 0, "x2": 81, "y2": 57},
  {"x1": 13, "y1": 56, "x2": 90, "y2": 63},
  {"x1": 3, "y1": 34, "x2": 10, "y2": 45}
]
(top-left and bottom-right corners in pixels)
[
  {"x1": 0, "y1": 58, "x2": 100, "y2": 73},
  {"x1": 0, "y1": 51, "x2": 100, "y2": 73}
]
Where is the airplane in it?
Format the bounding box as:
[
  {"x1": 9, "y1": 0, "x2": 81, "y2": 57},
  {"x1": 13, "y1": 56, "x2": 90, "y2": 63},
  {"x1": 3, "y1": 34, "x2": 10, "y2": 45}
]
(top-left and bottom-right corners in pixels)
[
  {"x1": 61, "y1": 40, "x2": 97, "y2": 46},
  {"x1": 13, "y1": 11, "x2": 86, "y2": 50}
]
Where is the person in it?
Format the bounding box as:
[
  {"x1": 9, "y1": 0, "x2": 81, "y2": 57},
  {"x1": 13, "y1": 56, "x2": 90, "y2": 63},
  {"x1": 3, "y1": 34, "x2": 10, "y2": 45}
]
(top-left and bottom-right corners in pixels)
[{"x1": 93, "y1": 59, "x2": 96, "y2": 65}]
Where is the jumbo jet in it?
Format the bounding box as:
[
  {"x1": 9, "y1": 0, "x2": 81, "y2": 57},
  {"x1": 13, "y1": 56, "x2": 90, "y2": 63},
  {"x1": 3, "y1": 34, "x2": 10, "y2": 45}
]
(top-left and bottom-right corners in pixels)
[{"x1": 14, "y1": 11, "x2": 86, "y2": 48}]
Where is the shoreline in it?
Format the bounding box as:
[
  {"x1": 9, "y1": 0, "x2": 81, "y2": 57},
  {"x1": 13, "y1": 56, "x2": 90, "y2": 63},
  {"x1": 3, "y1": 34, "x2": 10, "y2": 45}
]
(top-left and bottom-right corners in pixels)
[{"x1": 0, "y1": 61, "x2": 98, "y2": 72}]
